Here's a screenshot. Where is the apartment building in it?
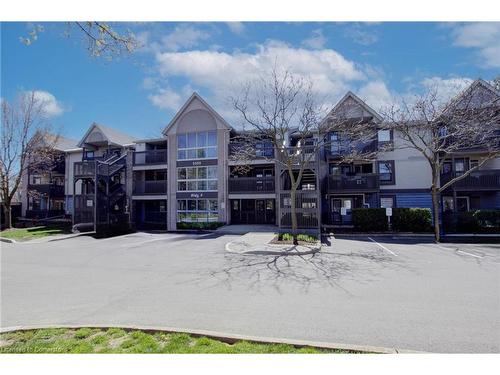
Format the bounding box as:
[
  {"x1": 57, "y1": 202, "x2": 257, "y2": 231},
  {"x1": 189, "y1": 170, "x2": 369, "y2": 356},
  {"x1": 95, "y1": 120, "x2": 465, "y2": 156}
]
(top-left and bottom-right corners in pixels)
[{"x1": 19, "y1": 79, "x2": 500, "y2": 232}]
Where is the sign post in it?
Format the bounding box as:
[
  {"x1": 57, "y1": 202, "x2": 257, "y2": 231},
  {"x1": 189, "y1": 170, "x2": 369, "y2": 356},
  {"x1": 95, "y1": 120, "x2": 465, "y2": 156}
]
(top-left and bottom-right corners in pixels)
[{"x1": 386, "y1": 207, "x2": 392, "y2": 231}]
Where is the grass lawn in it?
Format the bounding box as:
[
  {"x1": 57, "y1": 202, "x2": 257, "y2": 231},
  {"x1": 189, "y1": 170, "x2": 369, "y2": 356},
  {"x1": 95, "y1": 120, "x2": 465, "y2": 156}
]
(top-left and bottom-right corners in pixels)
[
  {"x1": 0, "y1": 225, "x2": 71, "y2": 241},
  {"x1": 0, "y1": 328, "x2": 352, "y2": 354}
]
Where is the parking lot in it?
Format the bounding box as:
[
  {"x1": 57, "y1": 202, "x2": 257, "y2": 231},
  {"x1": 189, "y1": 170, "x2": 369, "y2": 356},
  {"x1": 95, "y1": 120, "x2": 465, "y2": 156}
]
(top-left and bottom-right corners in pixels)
[{"x1": 1, "y1": 232, "x2": 499, "y2": 352}]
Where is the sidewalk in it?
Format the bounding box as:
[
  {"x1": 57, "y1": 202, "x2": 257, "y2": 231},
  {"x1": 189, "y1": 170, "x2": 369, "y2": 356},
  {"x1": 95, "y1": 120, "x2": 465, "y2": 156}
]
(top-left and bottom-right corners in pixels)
[{"x1": 225, "y1": 232, "x2": 321, "y2": 255}]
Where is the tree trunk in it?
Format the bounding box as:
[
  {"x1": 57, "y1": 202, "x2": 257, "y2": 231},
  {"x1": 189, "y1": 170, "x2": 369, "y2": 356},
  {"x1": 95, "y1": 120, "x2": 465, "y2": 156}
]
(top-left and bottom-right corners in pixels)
[
  {"x1": 431, "y1": 186, "x2": 441, "y2": 242},
  {"x1": 290, "y1": 188, "x2": 298, "y2": 245},
  {"x1": 2, "y1": 201, "x2": 12, "y2": 229}
]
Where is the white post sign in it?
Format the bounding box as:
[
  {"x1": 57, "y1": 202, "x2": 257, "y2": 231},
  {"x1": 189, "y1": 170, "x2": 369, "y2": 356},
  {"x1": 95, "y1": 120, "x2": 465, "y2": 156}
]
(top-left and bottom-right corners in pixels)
[{"x1": 386, "y1": 207, "x2": 392, "y2": 230}]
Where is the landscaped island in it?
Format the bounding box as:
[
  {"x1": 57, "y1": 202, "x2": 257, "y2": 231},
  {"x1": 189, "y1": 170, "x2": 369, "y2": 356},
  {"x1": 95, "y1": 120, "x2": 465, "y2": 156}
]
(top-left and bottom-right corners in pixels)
[{"x1": 0, "y1": 328, "x2": 352, "y2": 354}]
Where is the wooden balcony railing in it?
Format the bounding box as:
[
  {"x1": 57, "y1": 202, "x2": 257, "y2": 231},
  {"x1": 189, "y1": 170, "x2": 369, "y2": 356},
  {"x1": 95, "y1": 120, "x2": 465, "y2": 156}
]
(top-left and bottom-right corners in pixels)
[
  {"x1": 133, "y1": 180, "x2": 168, "y2": 195},
  {"x1": 328, "y1": 174, "x2": 379, "y2": 192},
  {"x1": 74, "y1": 161, "x2": 96, "y2": 177},
  {"x1": 133, "y1": 150, "x2": 168, "y2": 165},
  {"x1": 440, "y1": 170, "x2": 500, "y2": 190},
  {"x1": 228, "y1": 177, "x2": 275, "y2": 193}
]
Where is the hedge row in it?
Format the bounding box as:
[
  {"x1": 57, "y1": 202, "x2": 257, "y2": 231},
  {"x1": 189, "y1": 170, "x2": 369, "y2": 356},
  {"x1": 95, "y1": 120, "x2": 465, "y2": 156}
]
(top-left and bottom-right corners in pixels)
[
  {"x1": 352, "y1": 208, "x2": 432, "y2": 232},
  {"x1": 442, "y1": 210, "x2": 500, "y2": 234},
  {"x1": 176, "y1": 222, "x2": 225, "y2": 230}
]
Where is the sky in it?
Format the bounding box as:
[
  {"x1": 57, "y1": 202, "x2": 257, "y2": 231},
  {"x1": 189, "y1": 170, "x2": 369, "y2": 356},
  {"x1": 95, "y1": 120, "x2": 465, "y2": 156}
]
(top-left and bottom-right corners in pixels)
[{"x1": 1, "y1": 22, "x2": 499, "y2": 142}]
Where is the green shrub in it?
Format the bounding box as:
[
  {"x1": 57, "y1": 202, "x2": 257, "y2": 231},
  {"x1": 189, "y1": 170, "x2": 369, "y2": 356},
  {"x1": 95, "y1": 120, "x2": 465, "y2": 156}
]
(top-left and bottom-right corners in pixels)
[
  {"x1": 392, "y1": 208, "x2": 432, "y2": 232},
  {"x1": 443, "y1": 210, "x2": 500, "y2": 233},
  {"x1": 278, "y1": 233, "x2": 317, "y2": 243},
  {"x1": 352, "y1": 208, "x2": 388, "y2": 232},
  {"x1": 176, "y1": 222, "x2": 225, "y2": 230}
]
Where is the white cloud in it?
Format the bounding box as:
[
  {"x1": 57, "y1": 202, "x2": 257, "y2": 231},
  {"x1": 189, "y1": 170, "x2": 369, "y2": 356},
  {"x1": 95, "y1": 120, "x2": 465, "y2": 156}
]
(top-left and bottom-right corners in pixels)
[
  {"x1": 420, "y1": 76, "x2": 473, "y2": 102},
  {"x1": 346, "y1": 24, "x2": 378, "y2": 46},
  {"x1": 302, "y1": 29, "x2": 327, "y2": 49},
  {"x1": 160, "y1": 24, "x2": 211, "y2": 52},
  {"x1": 450, "y1": 22, "x2": 500, "y2": 68},
  {"x1": 226, "y1": 22, "x2": 245, "y2": 35},
  {"x1": 148, "y1": 85, "x2": 193, "y2": 111},
  {"x1": 152, "y1": 40, "x2": 365, "y2": 121},
  {"x1": 357, "y1": 80, "x2": 394, "y2": 112},
  {"x1": 148, "y1": 88, "x2": 182, "y2": 110},
  {"x1": 31, "y1": 90, "x2": 65, "y2": 117}
]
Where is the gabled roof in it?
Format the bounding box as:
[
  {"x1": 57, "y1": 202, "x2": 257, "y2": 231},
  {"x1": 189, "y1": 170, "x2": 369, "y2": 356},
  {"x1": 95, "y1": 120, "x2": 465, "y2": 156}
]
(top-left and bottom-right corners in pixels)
[
  {"x1": 41, "y1": 133, "x2": 79, "y2": 151},
  {"x1": 162, "y1": 92, "x2": 232, "y2": 135},
  {"x1": 452, "y1": 78, "x2": 500, "y2": 106},
  {"x1": 53, "y1": 135, "x2": 79, "y2": 151},
  {"x1": 77, "y1": 122, "x2": 137, "y2": 148},
  {"x1": 325, "y1": 91, "x2": 383, "y2": 123}
]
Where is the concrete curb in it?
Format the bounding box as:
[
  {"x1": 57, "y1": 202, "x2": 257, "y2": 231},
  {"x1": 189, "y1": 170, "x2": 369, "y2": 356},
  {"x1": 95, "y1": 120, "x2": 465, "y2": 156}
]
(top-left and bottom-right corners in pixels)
[
  {"x1": 329, "y1": 233, "x2": 434, "y2": 238},
  {"x1": 0, "y1": 324, "x2": 425, "y2": 354},
  {"x1": 0, "y1": 232, "x2": 90, "y2": 245}
]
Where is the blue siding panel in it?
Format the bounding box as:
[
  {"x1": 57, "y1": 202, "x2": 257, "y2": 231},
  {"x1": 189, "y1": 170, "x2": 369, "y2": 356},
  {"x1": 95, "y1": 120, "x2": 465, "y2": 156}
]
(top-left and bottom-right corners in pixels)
[{"x1": 395, "y1": 193, "x2": 433, "y2": 210}]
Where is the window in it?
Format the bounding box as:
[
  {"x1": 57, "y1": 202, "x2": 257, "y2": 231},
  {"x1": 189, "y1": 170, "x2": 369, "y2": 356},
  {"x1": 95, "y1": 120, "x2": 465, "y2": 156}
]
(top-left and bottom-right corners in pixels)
[
  {"x1": 377, "y1": 129, "x2": 391, "y2": 142},
  {"x1": 177, "y1": 198, "x2": 218, "y2": 222},
  {"x1": 443, "y1": 196, "x2": 469, "y2": 212},
  {"x1": 32, "y1": 176, "x2": 42, "y2": 185},
  {"x1": 84, "y1": 151, "x2": 94, "y2": 160},
  {"x1": 454, "y1": 159, "x2": 466, "y2": 175},
  {"x1": 378, "y1": 161, "x2": 395, "y2": 185},
  {"x1": 177, "y1": 166, "x2": 217, "y2": 191},
  {"x1": 329, "y1": 131, "x2": 341, "y2": 154},
  {"x1": 159, "y1": 201, "x2": 167, "y2": 212},
  {"x1": 177, "y1": 131, "x2": 217, "y2": 160},
  {"x1": 380, "y1": 196, "x2": 395, "y2": 208}
]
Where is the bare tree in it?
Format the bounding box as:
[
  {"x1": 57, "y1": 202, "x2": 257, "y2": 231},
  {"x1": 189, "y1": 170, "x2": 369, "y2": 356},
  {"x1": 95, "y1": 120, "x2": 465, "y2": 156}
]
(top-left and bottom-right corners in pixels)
[
  {"x1": 1, "y1": 91, "x2": 60, "y2": 228},
  {"x1": 382, "y1": 80, "x2": 500, "y2": 241},
  {"x1": 231, "y1": 68, "x2": 383, "y2": 243},
  {"x1": 20, "y1": 22, "x2": 139, "y2": 59},
  {"x1": 493, "y1": 76, "x2": 500, "y2": 92}
]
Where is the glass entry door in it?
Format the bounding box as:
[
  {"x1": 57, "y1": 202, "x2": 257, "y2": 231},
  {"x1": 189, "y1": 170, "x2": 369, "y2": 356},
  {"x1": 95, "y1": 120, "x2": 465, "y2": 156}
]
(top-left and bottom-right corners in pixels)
[{"x1": 331, "y1": 197, "x2": 354, "y2": 224}]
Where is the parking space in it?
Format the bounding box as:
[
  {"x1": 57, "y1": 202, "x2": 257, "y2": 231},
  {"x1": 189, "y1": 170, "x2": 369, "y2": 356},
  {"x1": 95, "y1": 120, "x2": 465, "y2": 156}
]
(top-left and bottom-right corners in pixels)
[{"x1": 1, "y1": 232, "x2": 499, "y2": 352}]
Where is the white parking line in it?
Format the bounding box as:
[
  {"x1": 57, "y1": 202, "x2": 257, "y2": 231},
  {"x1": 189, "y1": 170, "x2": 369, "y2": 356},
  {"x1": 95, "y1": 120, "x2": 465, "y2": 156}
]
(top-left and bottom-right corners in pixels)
[
  {"x1": 456, "y1": 250, "x2": 483, "y2": 259},
  {"x1": 367, "y1": 237, "x2": 397, "y2": 256}
]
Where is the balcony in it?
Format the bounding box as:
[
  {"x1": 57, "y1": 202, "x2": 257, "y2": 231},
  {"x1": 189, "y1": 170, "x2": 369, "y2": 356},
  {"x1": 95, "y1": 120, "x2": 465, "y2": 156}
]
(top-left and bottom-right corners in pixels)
[
  {"x1": 228, "y1": 177, "x2": 275, "y2": 193},
  {"x1": 328, "y1": 174, "x2": 379, "y2": 192},
  {"x1": 133, "y1": 180, "x2": 168, "y2": 195},
  {"x1": 325, "y1": 140, "x2": 378, "y2": 159},
  {"x1": 229, "y1": 143, "x2": 275, "y2": 160},
  {"x1": 440, "y1": 170, "x2": 500, "y2": 191},
  {"x1": 74, "y1": 161, "x2": 96, "y2": 177},
  {"x1": 133, "y1": 150, "x2": 168, "y2": 165},
  {"x1": 28, "y1": 184, "x2": 65, "y2": 197}
]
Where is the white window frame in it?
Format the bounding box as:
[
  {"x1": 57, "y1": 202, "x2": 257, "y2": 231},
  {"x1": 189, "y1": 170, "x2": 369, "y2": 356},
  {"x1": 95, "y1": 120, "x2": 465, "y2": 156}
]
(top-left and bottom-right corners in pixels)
[
  {"x1": 177, "y1": 131, "x2": 217, "y2": 161},
  {"x1": 177, "y1": 166, "x2": 218, "y2": 192}
]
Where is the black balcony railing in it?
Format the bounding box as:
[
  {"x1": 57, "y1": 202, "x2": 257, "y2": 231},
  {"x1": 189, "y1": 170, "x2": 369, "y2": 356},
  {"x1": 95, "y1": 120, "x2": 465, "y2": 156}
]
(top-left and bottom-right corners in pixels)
[
  {"x1": 28, "y1": 184, "x2": 65, "y2": 197},
  {"x1": 133, "y1": 150, "x2": 168, "y2": 165},
  {"x1": 325, "y1": 140, "x2": 378, "y2": 159},
  {"x1": 228, "y1": 177, "x2": 275, "y2": 193},
  {"x1": 328, "y1": 174, "x2": 379, "y2": 192},
  {"x1": 133, "y1": 180, "x2": 168, "y2": 195},
  {"x1": 229, "y1": 143, "x2": 275, "y2": 159},
  {"x1": 440, "y1": 170, "x2": 500, "y2": 190},
  {"x1": 25, "y1": 209, "x2": 66, "y2": 219}
]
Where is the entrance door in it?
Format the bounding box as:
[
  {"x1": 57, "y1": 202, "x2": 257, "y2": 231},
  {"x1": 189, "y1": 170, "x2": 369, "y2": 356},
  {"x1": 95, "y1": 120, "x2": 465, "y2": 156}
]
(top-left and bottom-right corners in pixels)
[
  {"x1": 331, "y1": 197, "x2": 354, "y2": 224},
  {"x1": 231, "y1": 199, "x2": 275, "y2": 224}
]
